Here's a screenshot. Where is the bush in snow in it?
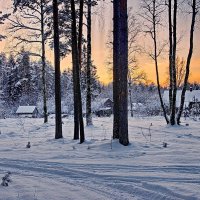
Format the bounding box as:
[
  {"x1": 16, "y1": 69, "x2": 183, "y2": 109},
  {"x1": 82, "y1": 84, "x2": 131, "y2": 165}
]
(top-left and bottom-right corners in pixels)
[
  {"x1": 1, "y1": 172, "x2": 12, "y2": 187},
  {"x1": 26, "y1": 141, "x2": 31, "y2": 148}
]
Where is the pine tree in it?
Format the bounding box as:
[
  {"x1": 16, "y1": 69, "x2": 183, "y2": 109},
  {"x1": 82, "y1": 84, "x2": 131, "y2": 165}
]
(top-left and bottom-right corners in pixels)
[
  {"x1": 4, "y1": 54, "x2": 16, "y2": 104},
  {"x1": 71, "y1": 0, "x2": 85, "y2": 143},
  {"x1": 113, "y1": 0, "x2": 120, "y2": 140},
  {"x1": 86, "y1": 0, "x2": 93, "y2": 126},
  {"x1": 113, "y1": 0, "x2": 129, "y2": 146},
  {"x1": 0, "y1": 53, "x2": 7, "y2": 91},
  {"x1": 15, "y1": 47, "x2": 32, "y2": 105},
  {"x1": 53, "y1": 0, "x2": 63, "y2": 139}
]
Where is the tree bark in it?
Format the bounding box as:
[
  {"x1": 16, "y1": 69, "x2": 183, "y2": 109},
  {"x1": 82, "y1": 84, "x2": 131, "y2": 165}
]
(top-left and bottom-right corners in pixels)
[
  {"x1": 86, "y1": 0, "x2": 93, "y2": 126},
  {"x1": 168, "y1": 0, "x2": 173, "y2": 113},
  {"x1": 177, "y1": 0, "x2": 197, "y2": 124},
  {"x1": 71, "y1": 0, "x2": 85, "y2": 143},
  {"x1": 113, "y1": 0, "x2": 120, "y2": 139},
  {"x1": 53, "y1": 0, "x2": 62, "y2": 139},
  {"x1": 118, "y1": 0, "x2": 129, "y2": 146},
  {"x1": 170, "y1": 0, "x2": 177, "y2": 125},
  {"x1": 72, "y1": 0, "x2": 81, "y2": 141},
  {"x1": 41, "y1": 0, "x2": 48, "y2": 123},
  {"x1": 78, "y1": 0, "x2": 85, "y2": 144},
  {"x1": 78, "y1": 0, "x2": 84, "y2": 66}
]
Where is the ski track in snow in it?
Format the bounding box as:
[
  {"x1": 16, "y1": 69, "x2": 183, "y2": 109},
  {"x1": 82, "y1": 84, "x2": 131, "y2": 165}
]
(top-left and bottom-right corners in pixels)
[
  {"x1": 0, "y1": 117, "x2": 200, "y2": 200},
  {"x1": 1, "y1": 159, "x2": 199, "y2": 200}
]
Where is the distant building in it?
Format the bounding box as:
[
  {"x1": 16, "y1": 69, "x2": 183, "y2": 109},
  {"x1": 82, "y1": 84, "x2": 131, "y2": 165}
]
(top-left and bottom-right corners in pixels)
[
  {"x1": 16, "y1": 106, "x2": 39, "y2": 118},
  {"x1": 99, "y1": 98, "x2": 114, "y2": 110},
  {"x1": 163, "y1": 90, "x2": 200, "y2": 108},
  {"x1": 93, "y1": 98, "x2": 113, "y2": 117}
]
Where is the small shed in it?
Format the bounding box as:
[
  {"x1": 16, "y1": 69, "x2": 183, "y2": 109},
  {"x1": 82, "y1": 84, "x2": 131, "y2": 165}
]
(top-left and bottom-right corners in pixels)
[
  {"x1": 93, "y1": 98, "x2": 113, "y2": 117},
  {"x1": 93, "y1": 98, "x2": 113, "y2": 110},
  {"x1": 16, "y1": 106, "x2": 39, "y2": 118},
  {"x1": 101, "y1": 98, "x2": 113, "y2": 109}
]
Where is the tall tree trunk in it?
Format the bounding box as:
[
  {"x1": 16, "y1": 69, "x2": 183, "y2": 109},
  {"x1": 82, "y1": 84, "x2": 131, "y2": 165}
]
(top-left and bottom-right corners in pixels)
[
  {"x1": 118, "y1": 0, "x2": 129, "y2": 146},
  {"x1": 53, "y1": 0, "x2": 62, "y2": 139},
  {"x1": 152, "y1": 0, "x2": 169, "y2": 124},
  {"x1": 71, "y1": 0, "x2": 85, "y2": 144},
  {"x1": 86, "y1": 0, "x2": 93, "y2": 126},
  {"x1": 78, "y1": 0, "x2": 85, "y2": 144},
  {"x1": 113, "y1": 0, "x2": 120, "y2": 139},
  {"x1": 73, "y1": 0, "x2": 85, "y2": 141},
  {"x1": 78, "y1": 0, "x2": 83, "y2": 65},
  {"x1": 168, "y1": 0, "x2": 173, "y2": 113},
  {"x1": 41, "y1": 0, "x2": 48, "y2": 123},
  {"x1": 72, "y1": 0, "x2": 82, "y2": 140},
  {"x1": 170, "y1": 0, "x2": 177, "y2": 125},
  {"x1": 177, "y1": 0, "x2": 197, "y2": 124}
]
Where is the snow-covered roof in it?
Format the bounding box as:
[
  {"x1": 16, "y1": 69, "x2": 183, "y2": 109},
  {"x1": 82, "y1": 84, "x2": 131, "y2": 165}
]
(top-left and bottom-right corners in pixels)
[
  {"x1": 98, "y1": 98, "x2": 113, "y2": 105},
  {"x1": 98, "y1": 107, "x2": 112, "y2": 111},
  {"x1": 92, "y1": 98, "x2": 113, "y2": 111},
  {"x1": 16, "y1": 106, "x2": 37, "y2": 114},
  {"x1": 132, "y1": 103, "x2": 143, "y2": 107},
  {"x1": 163, "y1": 90, "x2": 200, "y2": 107}
]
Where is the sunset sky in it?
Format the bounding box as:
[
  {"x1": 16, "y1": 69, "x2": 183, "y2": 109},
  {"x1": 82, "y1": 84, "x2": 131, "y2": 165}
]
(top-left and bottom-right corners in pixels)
[{"x1": 0, "y1": 0, "x2": 200, "y2": 85}]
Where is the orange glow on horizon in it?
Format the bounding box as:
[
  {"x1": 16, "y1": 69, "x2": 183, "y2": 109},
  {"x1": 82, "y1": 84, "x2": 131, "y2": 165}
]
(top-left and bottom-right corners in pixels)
[
  {"x1": 0, "y1": 1, "x2": 199, "y2": 86},
  {"x1": 1, "y1": 39, "x2": 199, "y2": 86}
]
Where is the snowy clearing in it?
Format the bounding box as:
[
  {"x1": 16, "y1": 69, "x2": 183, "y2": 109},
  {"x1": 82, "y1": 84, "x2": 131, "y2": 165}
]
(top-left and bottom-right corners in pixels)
[{"x1": 0, "y1": 116, "x2": 200, "y2": 200}]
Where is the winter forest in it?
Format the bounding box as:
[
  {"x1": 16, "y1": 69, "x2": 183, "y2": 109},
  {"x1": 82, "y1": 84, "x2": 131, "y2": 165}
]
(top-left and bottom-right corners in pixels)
[{"x1": 0, "y1": 0, "x2": 200, "y2": 199}]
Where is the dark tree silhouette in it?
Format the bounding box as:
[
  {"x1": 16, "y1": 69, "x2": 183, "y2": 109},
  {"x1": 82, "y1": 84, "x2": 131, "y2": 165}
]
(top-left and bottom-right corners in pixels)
[
  {"x1": 53, "y1": 0, "x2": 62, "y2": 139},
  {"x1": 86, "y1": 0, "x2": 93, "y2": 126},
  {"x1": 168, "y1": 0, "x2": 173, "y2": 112},
  {"x1": 177, "y1": 0, "x2": 198, "y2": 124},
  {"x1": 170, "y1": 0, "x2": 177, "y2": 125},
  {"x1": 113, "y1": 0, "x2": 129, "y2": 146},
  {"x1": 71, "y1": 0, "x2": 85, "y2": 144},
  {"x1": 113, "y1": 0, "x2": 120, "y2": 139}
]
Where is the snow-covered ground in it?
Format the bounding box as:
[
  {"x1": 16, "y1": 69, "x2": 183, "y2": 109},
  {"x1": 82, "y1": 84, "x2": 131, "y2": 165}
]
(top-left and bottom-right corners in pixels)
[{"x1": 0, "y1": 116, "x2": 200, "y2": 200}]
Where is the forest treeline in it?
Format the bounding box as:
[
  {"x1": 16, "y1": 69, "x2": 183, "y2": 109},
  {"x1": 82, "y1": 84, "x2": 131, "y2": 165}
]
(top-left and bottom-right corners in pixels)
[{"x1": 0, "y1": 0, "x2": 200, "y2": 145}]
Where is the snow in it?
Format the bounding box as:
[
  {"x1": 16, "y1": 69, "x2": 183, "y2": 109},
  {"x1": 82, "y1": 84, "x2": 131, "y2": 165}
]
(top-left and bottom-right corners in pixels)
[
  {"x1": 98, "y1": 107, "x2": 111, "y2": 110},
  {"x1": 16, "y1": 106, "x2": 37, "y2": 114},
  {"x1": 92, "y1": 98, "x2": 113, "y2": 111},
  {"x1": 163, "y1": 90, "x2": 200, "y2": 107},
  {"x1": 14, "y1": 81, "x2": 21, "y2": 87},
  {"x1": 131, "y1": 103, "x2": 144, "y2": 111},
  {"x1": 0, "y1": 116, "x2": 200, "y2": 200}
]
